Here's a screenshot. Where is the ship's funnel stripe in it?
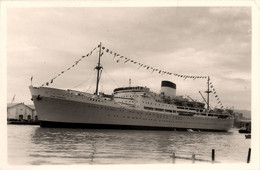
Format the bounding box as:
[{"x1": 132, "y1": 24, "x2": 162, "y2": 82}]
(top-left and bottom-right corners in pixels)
[{"x1": 161, "y1": 81, "x2": 176, "y2": 89}]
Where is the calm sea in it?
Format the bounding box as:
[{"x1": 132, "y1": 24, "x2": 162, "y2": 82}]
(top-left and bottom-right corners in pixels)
[{"x1": 7, "y1": 125, "x2": 250, "y2": 165}]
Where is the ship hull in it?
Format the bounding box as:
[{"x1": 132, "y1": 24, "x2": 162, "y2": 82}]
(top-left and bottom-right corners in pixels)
[
  {"x1": 39, "y1": 121, "x2": 232, "y2": 132},
  {"x1": 30, "y1": 86, "x2": 234, "y2": 132}
]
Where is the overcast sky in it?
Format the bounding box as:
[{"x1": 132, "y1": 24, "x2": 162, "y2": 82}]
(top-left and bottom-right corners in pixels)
[{"x1": 6, "y1": 6, "x2": 251, "y2": 110}]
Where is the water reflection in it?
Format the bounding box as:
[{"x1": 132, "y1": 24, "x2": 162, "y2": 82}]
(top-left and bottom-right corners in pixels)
[{"x1": 8, "y1": 125, "x2": 250, "y2": 165}]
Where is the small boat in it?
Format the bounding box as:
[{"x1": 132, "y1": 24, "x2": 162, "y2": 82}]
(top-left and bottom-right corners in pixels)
[
  {"x1": 239, "y1": 123, "x2": 251, "y2": 134},
  {"x1": 239, "y1": 128, "x2": 251, "y2": 133},
  {"x1": 187, "y1": 129, "x2": 194, "y2": 132},
  {"x1": 245, "y1": 134, "x2": 251, "y2": 139}
]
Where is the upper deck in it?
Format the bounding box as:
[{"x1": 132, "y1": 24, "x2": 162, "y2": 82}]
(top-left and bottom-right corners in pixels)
[{"x1": 113, "y1": 86, "x2": 150, "y2": 94}]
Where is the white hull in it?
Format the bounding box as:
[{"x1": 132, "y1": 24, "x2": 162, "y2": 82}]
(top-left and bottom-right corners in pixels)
[{"x1": 29, "y1": 86, "x2": 234, "y2": 132}]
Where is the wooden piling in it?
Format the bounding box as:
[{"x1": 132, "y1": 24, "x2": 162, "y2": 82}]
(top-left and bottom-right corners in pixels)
[
  {"x1": 172, "y1": 153, "x2": 175, "y2": 163},
  {"x1": 172, "y1": 152, "x2": 175, "y2": 159},
  {"x1": 247, "y1": 148, "x2": 251, "y2": 163},
  {"x1": 212, "y1": 149, "x2": 215, "y2": 162},
  {"x1": 192, "y1": 154, "x2": 195, "y2": 163}
]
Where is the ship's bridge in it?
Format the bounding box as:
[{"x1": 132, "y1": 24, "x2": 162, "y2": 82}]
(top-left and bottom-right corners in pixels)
[
  {"x1": 113, "y1": 86, "x2": 150, "y2": 108},
  {"x1": 113, "y1": 86, "x2": 150, "y2": 94}
]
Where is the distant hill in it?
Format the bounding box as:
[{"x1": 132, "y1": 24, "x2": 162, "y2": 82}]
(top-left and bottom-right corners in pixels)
[{"x1": 234, "y1": 109, "x2": 251, "y2": 119}]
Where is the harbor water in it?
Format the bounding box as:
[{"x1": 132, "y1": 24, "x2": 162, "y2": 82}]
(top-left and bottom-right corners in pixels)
[{"x1": 8, "y1": 125, "x2": 250, "y2": 165}]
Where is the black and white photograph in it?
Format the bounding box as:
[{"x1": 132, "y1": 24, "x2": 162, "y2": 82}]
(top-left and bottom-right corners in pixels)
[{"x1": 0, "y1": 0, "x2": 259, "y2": 169}]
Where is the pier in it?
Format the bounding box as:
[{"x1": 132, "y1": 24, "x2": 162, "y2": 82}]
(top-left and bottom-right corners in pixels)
[{"x1": 171, "y1": 148, "x2": 251, "y2": 163}]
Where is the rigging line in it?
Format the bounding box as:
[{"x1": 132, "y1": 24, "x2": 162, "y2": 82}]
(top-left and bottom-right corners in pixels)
[
  {"x1": 85, "y1": 70, "x2": 97, "y2": 93},
  {"x1": 129, "y1": 64, "x2": 143, "y2": 80},
  {"x1": 85, "y1": 86, "x2": 92, "y2": 93},
  {"x1": 104, "y1": 45, "x2": 207, "y2": 79},
  {"x1": 72, "y1": 69, "x2": 95, "y2": 89},
  {"x1": 41, "y1": 45, "x2": 99, "y2": 87},
  {"x1": 102, "y1": 69, "x2": 120, "y2": 88},
  {"x1": 104, "y1": 45, "x2": 206, "y2": 79}
]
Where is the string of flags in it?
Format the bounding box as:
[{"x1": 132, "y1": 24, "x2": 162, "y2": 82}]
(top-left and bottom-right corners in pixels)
[
  {"x1": 40, "y1": 43, "x2": 226, "y2": 110},
  {"x1": 100, "y1": 46, "x2": 208, "y2": 80},
  {"x1": 41, "y1": 45, "x2": 99, "y2": 87},
  {"x1": 208, "y1": 80, "x2": 224, "y2": 109},
  {"x1": 100, "y1": 45, "x2": 226, "y2": 109}
]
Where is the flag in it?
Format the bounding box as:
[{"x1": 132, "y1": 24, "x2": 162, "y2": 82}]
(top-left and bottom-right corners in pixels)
[
  {"x1": 11, "y1": 95, "x2": 16, "y2": 104},
  {"x1": 124, "y1": 59, "x2": 130, "y2": 63},
  {"x1": 31, "y1": 76, "x2": 33, "y2": 81}
]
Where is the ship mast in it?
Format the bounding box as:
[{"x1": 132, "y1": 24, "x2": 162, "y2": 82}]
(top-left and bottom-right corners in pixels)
[
  {"x1": 205, "y1": 76, "x2": 212, "y2": 111},
  {"x1": 94, "y1": 42, "x2": 103, "y2": 95}
]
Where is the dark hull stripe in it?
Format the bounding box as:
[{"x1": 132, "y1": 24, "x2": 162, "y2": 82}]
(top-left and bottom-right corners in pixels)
[{"x1": 40, "y1": 121, "x2": 228, "y2": 132}]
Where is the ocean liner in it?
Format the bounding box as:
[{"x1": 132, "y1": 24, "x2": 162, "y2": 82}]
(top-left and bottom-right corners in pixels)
[{"x1": 29, "y1": 43, "x2": 234, "y2": 132}]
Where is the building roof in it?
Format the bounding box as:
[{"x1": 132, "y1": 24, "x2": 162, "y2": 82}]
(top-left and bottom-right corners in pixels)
[
  {"x1": 7, "y1": 103, "x2": 24, "y2": 108},
  {"x1": 27, "y1": 105, "x2": 35, "y2": 110},
  {"x1": 7, "y1": 103, "x2": 36, "y2": 110},
  {"x1": 239, "y1": 119, "x2": 251, "y2": 123}
]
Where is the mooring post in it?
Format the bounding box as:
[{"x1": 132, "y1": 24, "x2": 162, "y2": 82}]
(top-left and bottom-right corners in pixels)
[
  {"x1": 192, "y1": 154, "x2": 195, "y2": 163},
  {"x1": 247, "y1": 148, "x2": 251, "y2": 163},
  {"x1": 172, "y1": 152, "x2": 175, "y2": 159},
  {"x1": 212, "y1": 149, "x2": 215, "y2": 162},
  {"x1": 172, "y1": 152, "x2": 175, "y2": 164}
]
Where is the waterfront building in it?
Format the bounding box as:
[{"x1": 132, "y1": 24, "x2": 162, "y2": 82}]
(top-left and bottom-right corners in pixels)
[
  {"x1": 7, "y1": 103, "x2": 38, "y2": 121},
  {"x1": 233, "y1": 112, "x2": 251, "y2": 128}
]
